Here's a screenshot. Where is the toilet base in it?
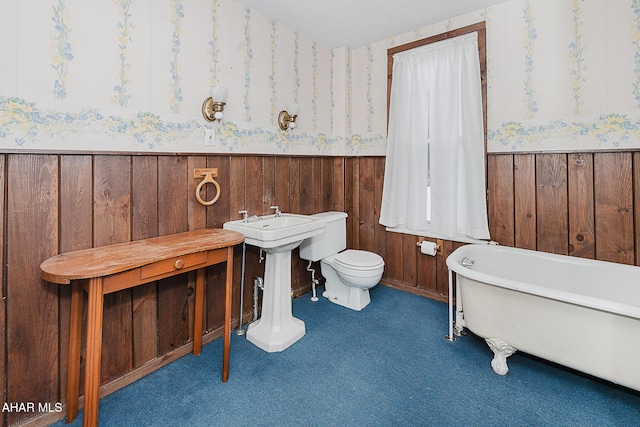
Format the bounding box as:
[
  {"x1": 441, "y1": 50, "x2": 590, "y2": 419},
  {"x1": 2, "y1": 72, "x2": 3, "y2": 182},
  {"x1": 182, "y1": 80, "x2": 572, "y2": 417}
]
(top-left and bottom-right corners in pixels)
[{"x1": 322, "y1": 286, "x2": 371, "y2": 311}]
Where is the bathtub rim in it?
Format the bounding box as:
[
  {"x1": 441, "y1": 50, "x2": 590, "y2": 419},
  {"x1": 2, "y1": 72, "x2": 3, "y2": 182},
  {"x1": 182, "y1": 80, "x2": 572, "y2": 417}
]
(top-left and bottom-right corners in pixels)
[{"x1": 447, "y1": 244, "x2": 640, "y2": 320}]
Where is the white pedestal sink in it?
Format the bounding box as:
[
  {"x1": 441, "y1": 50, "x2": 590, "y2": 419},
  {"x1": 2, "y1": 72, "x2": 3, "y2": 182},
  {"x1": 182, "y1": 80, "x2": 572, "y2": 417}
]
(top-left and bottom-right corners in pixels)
[{"x1": 223, "y1": 213, "x2": 326, "y2": 352}]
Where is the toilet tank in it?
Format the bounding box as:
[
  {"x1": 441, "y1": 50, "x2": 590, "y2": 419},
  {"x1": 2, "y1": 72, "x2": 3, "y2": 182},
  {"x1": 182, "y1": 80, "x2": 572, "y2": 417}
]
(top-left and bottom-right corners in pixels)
[{"x1": 299, "y1": 211, "x2": 348, "y2": 262}]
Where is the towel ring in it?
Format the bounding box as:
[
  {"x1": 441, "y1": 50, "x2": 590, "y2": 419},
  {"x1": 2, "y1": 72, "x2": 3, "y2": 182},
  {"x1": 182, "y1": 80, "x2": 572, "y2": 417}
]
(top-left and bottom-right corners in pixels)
[{"x1": 194, "y1": 168, "x2": 221, "y2": 206}]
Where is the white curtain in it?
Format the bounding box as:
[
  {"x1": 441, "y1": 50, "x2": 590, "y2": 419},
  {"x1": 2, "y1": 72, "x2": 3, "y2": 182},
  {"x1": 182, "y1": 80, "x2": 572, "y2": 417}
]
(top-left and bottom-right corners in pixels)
[{"x1": 379, "y1": 32, "x2": 490, "y2": 241}]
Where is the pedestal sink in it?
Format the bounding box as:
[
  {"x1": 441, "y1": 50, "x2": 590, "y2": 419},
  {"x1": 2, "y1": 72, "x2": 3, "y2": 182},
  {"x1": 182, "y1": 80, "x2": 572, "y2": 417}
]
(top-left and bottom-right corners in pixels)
[{"x1": 223, "y1": 212, "x2": 326, "y2": 352}]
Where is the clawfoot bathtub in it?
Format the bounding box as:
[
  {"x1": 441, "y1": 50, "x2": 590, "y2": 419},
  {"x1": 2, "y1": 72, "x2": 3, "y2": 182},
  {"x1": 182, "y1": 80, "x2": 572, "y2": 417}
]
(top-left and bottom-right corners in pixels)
[{"x1": 446, "y1": 244, "x2": 640, "y2": 391}]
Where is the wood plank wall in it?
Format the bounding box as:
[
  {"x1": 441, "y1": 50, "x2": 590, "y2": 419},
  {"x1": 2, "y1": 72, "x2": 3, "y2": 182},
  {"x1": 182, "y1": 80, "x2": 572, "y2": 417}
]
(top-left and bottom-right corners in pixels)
[
  {"x1": 3, "y1": 153, "x2": 348, "y2": 426},
  {"x1": 487, "y1": 152, "x2": 637, "y2": 265},
  {"x1": 3, "y1": 149, "x2": 639, "y2": 426}
]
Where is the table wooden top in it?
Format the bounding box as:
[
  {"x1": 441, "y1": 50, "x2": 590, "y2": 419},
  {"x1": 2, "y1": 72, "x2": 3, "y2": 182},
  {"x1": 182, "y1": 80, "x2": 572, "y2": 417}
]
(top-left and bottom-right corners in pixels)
[{"x1": 40, "y1": 229, "x2": 244, "y2": 284}]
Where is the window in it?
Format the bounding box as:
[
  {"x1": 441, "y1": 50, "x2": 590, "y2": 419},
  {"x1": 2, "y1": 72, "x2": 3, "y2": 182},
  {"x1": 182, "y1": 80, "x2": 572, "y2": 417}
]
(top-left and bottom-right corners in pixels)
[{"x1": 380, "y1": 24, "x2": 490, "y2": 242}]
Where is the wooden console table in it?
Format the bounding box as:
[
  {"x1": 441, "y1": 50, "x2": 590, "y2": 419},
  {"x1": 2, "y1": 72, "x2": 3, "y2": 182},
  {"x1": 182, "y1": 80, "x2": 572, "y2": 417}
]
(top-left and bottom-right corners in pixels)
[{"x1": 40, "y1": 229, "x2": 244, "y2": 427}]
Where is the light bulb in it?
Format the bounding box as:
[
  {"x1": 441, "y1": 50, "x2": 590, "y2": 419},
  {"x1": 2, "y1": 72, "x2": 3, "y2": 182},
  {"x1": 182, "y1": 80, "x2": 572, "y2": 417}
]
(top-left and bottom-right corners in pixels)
[
  {"x1": 214, "y1": 111, "x2": 224, "y2": 120},
  {"x1": 287, "y1": 102, "x2": 299, "y2": 115},
  {"x1": 211, "y1": 86, "x2": 229, "y2": 102}
]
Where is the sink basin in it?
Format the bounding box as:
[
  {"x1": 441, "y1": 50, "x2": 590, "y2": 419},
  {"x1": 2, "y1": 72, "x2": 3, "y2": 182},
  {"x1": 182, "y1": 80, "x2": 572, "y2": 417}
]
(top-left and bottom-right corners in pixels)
[
  {"x1": 223, "y1": 213, "x2": 326, "y2": 250},
  {"x1": 223, "y1": 212, "x2": 327, "y2": 352}
]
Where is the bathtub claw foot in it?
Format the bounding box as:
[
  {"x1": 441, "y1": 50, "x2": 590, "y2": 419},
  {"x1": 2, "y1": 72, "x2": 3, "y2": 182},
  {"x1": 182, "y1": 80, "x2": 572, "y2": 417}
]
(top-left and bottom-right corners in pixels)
[{"x1": 485, "y1": 338, "x2": 517, "y2": 376}]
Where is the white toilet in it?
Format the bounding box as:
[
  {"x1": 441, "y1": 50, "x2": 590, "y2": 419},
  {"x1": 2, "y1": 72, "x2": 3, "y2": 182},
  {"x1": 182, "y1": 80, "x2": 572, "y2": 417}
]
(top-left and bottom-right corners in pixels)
[{"x1": 299, "y1": 211, "x2": 384, "y2": 311}]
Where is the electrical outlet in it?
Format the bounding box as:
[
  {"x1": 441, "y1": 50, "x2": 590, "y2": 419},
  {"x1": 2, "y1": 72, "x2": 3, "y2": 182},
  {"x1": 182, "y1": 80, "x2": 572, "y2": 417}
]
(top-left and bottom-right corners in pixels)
[{"x1": 204, "y1": 128, "x2": 216, "y2": 146}]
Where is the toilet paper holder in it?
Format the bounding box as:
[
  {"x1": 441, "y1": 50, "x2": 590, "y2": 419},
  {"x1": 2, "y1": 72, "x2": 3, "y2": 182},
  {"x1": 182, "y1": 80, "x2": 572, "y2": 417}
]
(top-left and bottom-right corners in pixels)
[{"x1": 416, "y1": 238, "x2": 443, "y2": 255}]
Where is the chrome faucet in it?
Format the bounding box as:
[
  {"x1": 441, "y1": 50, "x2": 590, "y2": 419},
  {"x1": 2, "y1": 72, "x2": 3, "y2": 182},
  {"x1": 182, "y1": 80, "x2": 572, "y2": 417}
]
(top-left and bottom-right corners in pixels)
[
  {"x1": 461, "y1": 257, "x2": 475, "y2": 268},
  {"x1": 238, "y1": 210, "x2": 248, "y2": 223},
  {"x1": 270, "y1": 205, "x2": 281, "y2": 217}
]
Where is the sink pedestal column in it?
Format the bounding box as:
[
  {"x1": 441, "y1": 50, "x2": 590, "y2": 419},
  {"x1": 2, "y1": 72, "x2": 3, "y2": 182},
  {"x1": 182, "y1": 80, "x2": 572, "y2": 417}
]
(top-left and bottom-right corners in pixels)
[{"x1": 247, "y1": 247, "x2": 305, "y2": 352}]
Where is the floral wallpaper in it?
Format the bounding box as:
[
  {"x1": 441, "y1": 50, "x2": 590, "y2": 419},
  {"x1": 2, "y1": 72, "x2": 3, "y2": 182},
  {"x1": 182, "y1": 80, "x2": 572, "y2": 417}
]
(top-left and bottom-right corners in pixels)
[
  {"x1": 168, "y1": 0, "x2": 183, "y2": 114},
  {"x1": 1, "y1": 0, "x2": 354, "y2": 155},
  {"x1": 522, "y1": 0, "x2": 537, "y2": 118},
  {"x1": 112, "y1": 0, "x2": 135, "y2": 108},
  {"x1": 632, "y1": 0, "x2": 640, "y2": 107},
  {"x1": 486, "y1": 0, "x2": 640, "y2": 152},
  {"x1": 2, "y1": 0, "x2": 640, "y2": 154},
  {"x1": 51, "y1": 0, "x2": 73, "y2": 101}
]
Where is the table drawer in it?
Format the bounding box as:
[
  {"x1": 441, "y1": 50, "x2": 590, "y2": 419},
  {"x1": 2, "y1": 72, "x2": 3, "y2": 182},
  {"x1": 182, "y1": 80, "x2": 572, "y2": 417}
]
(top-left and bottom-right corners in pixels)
[{"x1": 140, "y1": 252, "x2": 208, "y2": 279}]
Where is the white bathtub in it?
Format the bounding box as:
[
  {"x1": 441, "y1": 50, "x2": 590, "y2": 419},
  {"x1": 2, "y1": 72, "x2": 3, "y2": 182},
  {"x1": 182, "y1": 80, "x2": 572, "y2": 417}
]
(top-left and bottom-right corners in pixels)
[{"x1": 446, "y1": 244, "x2": 640, "y2": 392}]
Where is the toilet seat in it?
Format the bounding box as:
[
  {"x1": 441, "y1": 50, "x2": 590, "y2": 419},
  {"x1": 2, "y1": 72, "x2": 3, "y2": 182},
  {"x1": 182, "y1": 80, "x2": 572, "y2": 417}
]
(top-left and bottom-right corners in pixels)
[{"x1": 334, "y1": 249, "x2": 384, "y2": 271}]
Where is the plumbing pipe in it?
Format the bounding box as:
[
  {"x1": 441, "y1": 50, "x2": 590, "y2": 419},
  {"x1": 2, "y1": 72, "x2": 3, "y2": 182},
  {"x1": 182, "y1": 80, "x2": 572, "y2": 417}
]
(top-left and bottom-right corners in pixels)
[
  {"x1": 454, "y1": 271, "x2": 466, "y2": 336},
  {"x1": 236, "y1": 242, "x2": 247, "y2": 336},
  {"x1": 446, "y1": 268, "x2": 455, "y2": 341},
  {"x1": 306, "y1": 261, "x2": 319, "y2": 302},
  {"x1": 253, "y1": 276, "x2": 264, "y2": 321}
]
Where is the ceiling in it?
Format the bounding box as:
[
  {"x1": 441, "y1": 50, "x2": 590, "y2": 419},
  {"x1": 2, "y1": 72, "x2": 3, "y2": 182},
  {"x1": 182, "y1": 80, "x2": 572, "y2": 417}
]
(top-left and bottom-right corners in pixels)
[{"x1": 234, "y1": 0, "x2": 506, "y2": 49}]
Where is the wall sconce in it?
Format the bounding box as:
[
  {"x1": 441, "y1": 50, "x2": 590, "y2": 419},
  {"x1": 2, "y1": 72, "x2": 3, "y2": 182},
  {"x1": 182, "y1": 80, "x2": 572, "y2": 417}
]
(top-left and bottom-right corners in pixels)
[
  {"x1": 202, "y1": 86, "x2": 229, "y2": 122},
  {"x1": 278, "y1": 102, "x2": 299, "y2": 130}
]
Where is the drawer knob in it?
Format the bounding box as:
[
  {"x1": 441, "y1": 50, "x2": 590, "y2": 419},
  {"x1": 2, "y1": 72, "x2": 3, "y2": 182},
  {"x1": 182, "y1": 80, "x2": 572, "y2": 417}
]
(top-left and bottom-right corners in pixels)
[{"x1": 174, "y1": 259, "x2": 185, "y2": 270}]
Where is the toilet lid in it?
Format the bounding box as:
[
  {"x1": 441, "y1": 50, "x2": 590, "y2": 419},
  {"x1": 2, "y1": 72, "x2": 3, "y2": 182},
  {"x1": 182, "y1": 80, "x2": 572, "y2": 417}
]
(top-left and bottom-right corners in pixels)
[{"x1": 334, "y1": 250, "x2": 384, "y2": 269}]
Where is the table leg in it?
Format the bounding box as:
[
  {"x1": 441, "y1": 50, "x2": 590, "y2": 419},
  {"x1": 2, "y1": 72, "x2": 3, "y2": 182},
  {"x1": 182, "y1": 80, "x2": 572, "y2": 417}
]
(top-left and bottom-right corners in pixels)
[
  {"x1": 83, "y1": 277, "x2": 104, "y2": 427},
  {"x1": 193, "y1": 268, "x2": 205, "y2": 355},
  {"x1": 223, "y1": 246, "x2": 233, "y2": 382},
  {"x1": 66, "y1": 281, "x2": 83, "y2": 423}
]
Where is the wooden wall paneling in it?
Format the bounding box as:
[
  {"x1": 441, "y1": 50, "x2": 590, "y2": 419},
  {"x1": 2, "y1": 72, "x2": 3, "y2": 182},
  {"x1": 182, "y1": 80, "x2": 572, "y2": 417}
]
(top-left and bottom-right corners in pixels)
[
  {"x1": 351, "y1": 158, "x2": 361, "y2": 249},
  {"x1": 245, "y1": 157, "x2": 264, "y2": 215},
  {"x1": 374, "y1": 157, "x2": 387, "y2": 259},
  {"x1": 156, "y1": 156, "x2": 190, "y2": 356},
  {"x1": 229, "y1": 157, "x2": 246, "y2": 218},
  {"x1": 358, "y1": 157, "x2": 376, "y2": 252},
  {"x1": 289, "y1": 158, "x2": 301, "y2": 214},
  {"x1": 94, "y1": 155, "x2": 133, "y2": 383},
  {"x1": 567, "y1": 153, "x2": 595, "y2": 259},
  {"x1": 58, "y1": 156, "x2": 93, "y2": 397},
  {"x1": 299, "y1": 158, "x2": 314, "y2": 215},
  {"x1": 416, "y1": 239, "x2": 437, "y2": 294},
  {"x1": 487, "y1": 155, "x2": 515, "y2": 246},
  {"x1": 131, "y1": 156, "x2": 159, "y2": 240},
  {"x1": 275, "y1": 157, "x2": 291, "y2": 213},
  {"x1": 320, "y1": 157, "x2": 332, "y2": 212},
  {"x1": 401, "y1": 235, "x2": 417, "y2": 286},
  {"x1": 6, "y1": 155, "x2": 58, "y2": 425},
  {"x1": 594, "y1": 152, "x2": 634, "y2": 264},
  {"x1": 513, "y1": 154, "x2": 537, "y2": 249},
  {"x1": 344, "y1": 158, "x2": 356, "y2": 248},
  {"x1": 206, "y1": 155, "x2": 231, "y2": 228},
  {"x1": 131, "y1": 156, "x2": 159, "y2": 368},
  {"x1": 535, "y1": 154, "x2": 569, "y2": 255},
  {"x1": 384, "y1": 232, "x2": 403, "y2": 283},
  {"x1": 311, "y1": 158, "x2": 322, "y2": 213},
  {"x1": 188, "y1": 156, "x2": 208, "y2": 230},
  {"x1": 262, "y1": 156, "x2": 276, "y2": 213},
  {"x1": 331, "y1": 157, "x2": 345, "y2": 212},
  {"x1": 435, "y1": 240, "x2": 454, "y2": 296}
]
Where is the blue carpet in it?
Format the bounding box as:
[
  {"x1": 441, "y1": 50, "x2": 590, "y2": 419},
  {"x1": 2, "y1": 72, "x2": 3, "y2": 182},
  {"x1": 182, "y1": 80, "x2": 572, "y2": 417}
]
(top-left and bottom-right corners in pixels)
[{"x1": 53, "y1": 285, "x2": 640, "y2": 426}]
